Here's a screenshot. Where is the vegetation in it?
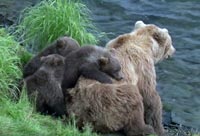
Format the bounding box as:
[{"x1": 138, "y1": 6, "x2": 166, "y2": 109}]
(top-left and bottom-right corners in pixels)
[
  {"x1": 0, "y1": 91, "x2": 98, "y2": 136},
  {"x1": 0, "y1": 28, "x2": 22, "y2": 99},
  {"x1": 1, "y1": 0, "x2": 198, "y2": 135},
  {"x1": 0, "y1": 29, "x2": 97, "y2": 136},
  {"x1": 0, "y1": 0, "x2": 101, "y2": 135},
  {"x1": 15, "y1": 0, "x2": 101, "y2": 52},
  {"x1": 17, "y1": 47, "x2": 33, "y2": 67},
  {"x1": 0, "y1": 0, "x2": 100, "y2": 134}
]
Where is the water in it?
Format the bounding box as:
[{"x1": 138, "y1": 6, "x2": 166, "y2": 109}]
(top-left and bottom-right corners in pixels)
[
  {"x1": 1, "y1": 0, "x2": 199, "y2": 130},
  {"x1": 85, "y1": 0, "x2": 200, "y2": 129}
]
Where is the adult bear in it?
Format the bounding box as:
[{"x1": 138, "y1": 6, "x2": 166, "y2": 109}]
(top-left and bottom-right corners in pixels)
[
  {"x1": 65, "y1": 21, "x2": 175, "y2": 136},
  {"x1": 105, "y1": 21, "x2": 175, "y2": 135}
]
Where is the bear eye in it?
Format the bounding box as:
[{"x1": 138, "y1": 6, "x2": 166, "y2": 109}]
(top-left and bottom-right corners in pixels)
[
  {"x1": 153, "y1": 32, "x2": 161, "y2": 43},
  {"x1": 153, "y1": 31, "x2": 166, "y2": 46}
]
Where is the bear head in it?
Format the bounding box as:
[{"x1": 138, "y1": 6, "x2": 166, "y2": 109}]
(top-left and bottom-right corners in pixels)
[
  {"x1": 40, "y1": 54, "x2": 65, "y2": 67},
  {"x1": 98, "y1": 49, "x2": 123, "y2": 81},
  {"x1": 55, "y1": 36, "x2": 80, "y2": 56},
  {"x1": 106, "y1": 21, "x2": 175, "y2": 64},
  {"x1": 133, "y1": 21, "x2": 175, "y2": 63},
  {"x1": 40, "y1": 54, "x2": 65, "y2": 81}
]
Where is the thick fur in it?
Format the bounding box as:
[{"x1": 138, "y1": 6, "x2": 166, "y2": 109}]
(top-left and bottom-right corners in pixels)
[
  {"x1": 66, "y1": 21, "x2": 175, "y2": 136},
  {"x1": 23, "y1": 36, "x2": 80, "y2": 78},
  {"x1": 106, "y1": 21, "x2": 175, "y2": 136},
  {"x1": 67, "y1": 78, "x2": 154, "y2": 136},
  {"x1": 25, "y1": 54, "x2": 66, "y2": 116},
  {"x1": 61, "y1": 45, "x2": 123, "y2": 90}
]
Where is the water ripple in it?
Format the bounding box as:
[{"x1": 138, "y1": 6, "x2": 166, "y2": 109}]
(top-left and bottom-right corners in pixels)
[{"x1": 86, "y1": 0, "x2": 200, "y2": 129}]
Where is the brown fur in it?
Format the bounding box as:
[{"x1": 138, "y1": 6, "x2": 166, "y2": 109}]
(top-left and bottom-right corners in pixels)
[
  {"x1": 25, "y1": 54, "x2": 66, "y2": 116},
  {"x1": 65, "y1": 21, "x2": 175, "y2": 136},
  {"x1": 106, "y1": 22, "x2": 175, "y2": 135},
  {"x1": 61, "y1": 46, "x2": 123, "y2": 91},
  {"x1": 66, "y1": 77, "x2": 154, "y2": 136},
  {"x1": 23, "y1": 36, "x2": 80, "y2": 78}
]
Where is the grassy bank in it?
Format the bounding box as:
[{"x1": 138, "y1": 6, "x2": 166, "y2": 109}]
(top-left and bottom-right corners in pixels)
[
  {"x1": 0, "y1": 28, "x2": 98, "y2": 136},
  {"x1": 0, "y1": 0, "x2": 100, "y2": 134},
  {"x1": 0, "y1": 28, "x2": 22, "y2": 99},
  {"x1": 15, "y1": 0, "x2": 101, "y2": 52},
  {"x1": 0, "y1": 92, "x2": 97, "y2": 136}
]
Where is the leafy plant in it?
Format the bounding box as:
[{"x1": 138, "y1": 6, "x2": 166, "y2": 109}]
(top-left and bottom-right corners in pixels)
[{"x1": 15, "y1": 0, "x2": 101, "y2": 52}]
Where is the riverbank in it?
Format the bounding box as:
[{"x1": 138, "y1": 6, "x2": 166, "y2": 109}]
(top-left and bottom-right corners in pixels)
[{"x1": 0, "y1": 0, "x2": 199, "y2": 135}]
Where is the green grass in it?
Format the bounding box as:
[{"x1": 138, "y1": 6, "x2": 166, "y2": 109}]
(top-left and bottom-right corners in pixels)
[
  {"x1": 17, "y1": 47, "x2": 33, "y2": 67},
  {"x1": 15, "y1": 0, "x2": 101, "y2": 52},
  {"x1": 0, "y1": 28, "x2": 98, "y2": 136},
  {"x1": 0, "y1": 90, "x2": 98, "y2": 136},
  {"x1": 0, "y1": 28, "x2": 22, "y2": 99},
  {"x1": 0, "y1": 1, "x2": 101, "y2": 134}
]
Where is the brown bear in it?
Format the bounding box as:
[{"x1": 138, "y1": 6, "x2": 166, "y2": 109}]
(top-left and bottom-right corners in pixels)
[
  {"x1": 61, "y1": 45, "x2": 123, "y2": 91},
  {"x1": 25, "y1": 54, "x2": 66, "y2": 116},
  {"x1": 66, "y1": 78, "x2": 155, "y2": 136},
  {"x1": 106, "y1": 21, "x2": 175, "y2": 136},
  {"x1": 65, "y1": 21, "x2": 175, "y2": 136},
  {"x1": 23, "y1": 36, "x2": 80, "y2": 78}
]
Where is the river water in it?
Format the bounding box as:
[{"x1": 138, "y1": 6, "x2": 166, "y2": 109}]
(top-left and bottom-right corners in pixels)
[
  {"x1": 86, "y1": 0, "x2": 200, "y2": 129},
  {"x1": 1, "y1": 0, "x2": 200, "y2": 130}
]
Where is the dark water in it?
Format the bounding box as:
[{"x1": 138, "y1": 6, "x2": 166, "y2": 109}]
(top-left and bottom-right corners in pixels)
[
  {"x1": 0, "y1": 0, "x2": 199, "y2": 130},
  {"x1": 0, "y1": 0, "x2": 40, "y2": 26},
  {"x1": 85, "y1": 0, "x2": 200, "y2": 129}
]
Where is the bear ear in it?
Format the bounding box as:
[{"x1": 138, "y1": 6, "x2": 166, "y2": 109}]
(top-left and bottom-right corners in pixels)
[
  {"x1": 152, "y1": 30, "x2": 165, "y2": 46},
  {"x1": 40, "y1": 56, "x2": 46, "y2": 62},
  {"x1": 162, "y1": 28, "x2": 168, "y2": 33},
  {"x1": 55, "y1": 57, "x2": 65, "y2": 66},
  {"x1": 56, "y1": 39, "x2": 65, "y2": 48},
  {"x1": 109, "y1": 48, "x2": 118, "y2": 56},
  {"x1": 134, "y1": 20, "x2": 146, "y2": 30},
  {"x1": 99, "y1": 57, "x2": 109, "y2": 65}
]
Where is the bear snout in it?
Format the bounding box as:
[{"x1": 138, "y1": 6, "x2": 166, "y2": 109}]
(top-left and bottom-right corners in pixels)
[
  {"x1": 113, "y1": 72, "x2": 124, "y2": 81},
  {"x1": 166, "y1": 45, "x2": 176, "y2": 59}
]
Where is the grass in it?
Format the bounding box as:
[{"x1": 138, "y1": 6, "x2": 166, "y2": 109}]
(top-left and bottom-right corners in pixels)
[
  {"x1": 0, "y1": 28, "x2": 22, "y2": 99},
  {"x1": 0, "y1": 28, "x2": 98, "y2": 136},
  {"x1": 17, "y1": 47, "x2": 33, "y2": 67},
  {"x1": 2, "y1": 0, "x2": 199, "y2": 135},
  {"x1": 15, "y1": 0, "x2": 102, "y2": 53},
  {"x1": 1, "y1": 28, "x2": 199, "y2": 136},
  {"x1": 0, "y1": 1, "x2": 100, "y2": 135},
  {"x1": 0, "y1": 90, "x2": 98, "y2": 136}
]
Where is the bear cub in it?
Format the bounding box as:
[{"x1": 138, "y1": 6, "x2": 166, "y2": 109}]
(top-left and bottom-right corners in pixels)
[
  {"x1": 23, "y1": 36, "x2": 80, "y2": 78},
  {"x1": 25, "y1": 54, "x2": 66, "y2": 116},
  {"x1": 62, "y1": 45, "x2": 123, "y2": 91}
]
